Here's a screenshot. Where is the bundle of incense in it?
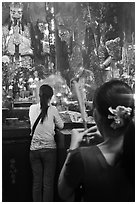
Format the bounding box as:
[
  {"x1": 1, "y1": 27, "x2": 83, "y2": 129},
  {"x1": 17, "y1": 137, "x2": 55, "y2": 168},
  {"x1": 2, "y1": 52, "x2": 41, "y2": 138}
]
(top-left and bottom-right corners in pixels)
[{"x1": 73, "y1": 80, "x2": 87, "y2": 130}]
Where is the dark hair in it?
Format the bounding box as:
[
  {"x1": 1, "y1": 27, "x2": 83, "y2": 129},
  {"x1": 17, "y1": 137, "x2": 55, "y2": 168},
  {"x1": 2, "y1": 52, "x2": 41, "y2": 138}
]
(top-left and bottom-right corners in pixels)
[
  {"x1": 93, "y1": 79, "x2": 134, "y2": 130},
  {"x1": 122, "y1": 120, "x2": 135, "y2": 187},
  {"x1": 39, "y1": 84, "x2": 53, "y2": 123}
]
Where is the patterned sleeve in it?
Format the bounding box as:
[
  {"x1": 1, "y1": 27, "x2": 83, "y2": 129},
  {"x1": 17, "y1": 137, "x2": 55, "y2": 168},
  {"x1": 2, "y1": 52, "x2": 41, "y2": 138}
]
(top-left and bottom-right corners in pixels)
[
  {"x1": 64, "y1": 149, "x2": 84, "y2": 188},
  {"x1": 53, "y1": 106, "x2": 64, "y2": 129}
]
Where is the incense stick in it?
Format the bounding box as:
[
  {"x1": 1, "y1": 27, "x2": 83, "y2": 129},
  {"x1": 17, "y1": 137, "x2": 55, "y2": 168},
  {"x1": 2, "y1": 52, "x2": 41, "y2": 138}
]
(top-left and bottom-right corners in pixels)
[{"x1": 73, "y1": 80, "x2": 87, "y2": 130}]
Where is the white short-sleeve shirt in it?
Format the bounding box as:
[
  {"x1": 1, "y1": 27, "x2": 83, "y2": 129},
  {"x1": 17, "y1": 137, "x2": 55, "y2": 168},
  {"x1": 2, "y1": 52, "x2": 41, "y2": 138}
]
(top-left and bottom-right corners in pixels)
[{"x1": 29, "y1": 103, "x2": 64, "y2": 150}]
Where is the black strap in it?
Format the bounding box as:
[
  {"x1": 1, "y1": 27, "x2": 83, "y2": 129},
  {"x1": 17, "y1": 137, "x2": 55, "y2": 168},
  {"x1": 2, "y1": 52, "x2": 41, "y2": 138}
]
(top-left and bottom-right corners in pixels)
[{"x1": 31, "y1": 112, "x2": 42, "y2": 137}]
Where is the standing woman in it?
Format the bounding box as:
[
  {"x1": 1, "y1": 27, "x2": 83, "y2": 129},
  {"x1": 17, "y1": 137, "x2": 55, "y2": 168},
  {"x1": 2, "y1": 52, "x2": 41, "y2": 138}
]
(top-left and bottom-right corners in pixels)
[{"x1": 29, "y1": 84, "x2": 64, "y2": 202}]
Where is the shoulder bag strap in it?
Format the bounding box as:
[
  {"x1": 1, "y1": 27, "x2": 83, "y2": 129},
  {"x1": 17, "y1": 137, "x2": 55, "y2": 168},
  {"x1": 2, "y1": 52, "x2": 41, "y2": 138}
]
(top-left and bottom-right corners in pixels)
[{"x1": 31, "y1": 112, "x2": 42, "y2": 137}]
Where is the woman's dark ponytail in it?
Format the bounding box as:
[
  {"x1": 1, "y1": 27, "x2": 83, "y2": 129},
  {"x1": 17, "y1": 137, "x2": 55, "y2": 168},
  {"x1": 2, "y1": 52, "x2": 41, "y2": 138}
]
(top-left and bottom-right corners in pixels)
[{"x1": 39, "y1": 84, "x2": 53, "y2": 123}]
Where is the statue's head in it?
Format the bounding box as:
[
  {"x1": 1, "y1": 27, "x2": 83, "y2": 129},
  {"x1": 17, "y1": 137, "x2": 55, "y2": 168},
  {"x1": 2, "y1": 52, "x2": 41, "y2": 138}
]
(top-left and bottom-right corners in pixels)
[{"x1": 9, "y1": 2, "x2": 23, "y2": 23}]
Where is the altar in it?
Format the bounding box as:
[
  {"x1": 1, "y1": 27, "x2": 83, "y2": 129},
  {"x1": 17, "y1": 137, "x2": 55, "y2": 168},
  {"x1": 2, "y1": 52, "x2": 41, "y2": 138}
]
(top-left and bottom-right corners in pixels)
[{"x1": 2, "y1": 108, "x2": 103, "y2": 202}]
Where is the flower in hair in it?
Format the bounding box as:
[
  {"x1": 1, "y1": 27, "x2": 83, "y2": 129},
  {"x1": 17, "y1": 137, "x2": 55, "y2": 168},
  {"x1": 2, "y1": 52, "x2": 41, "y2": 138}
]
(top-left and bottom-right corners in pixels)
[{"x1": 108, "y1": 106, "x2": 132, "y2": 129}]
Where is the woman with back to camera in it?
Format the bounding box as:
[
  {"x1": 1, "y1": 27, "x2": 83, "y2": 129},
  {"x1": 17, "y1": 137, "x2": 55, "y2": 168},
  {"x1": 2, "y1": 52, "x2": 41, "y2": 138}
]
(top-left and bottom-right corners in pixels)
[
  {"x1": 29, "y1": 84, "x2": 64, "y2": 202},
  {"x1": 58, "y1": 79, "x2": 134, "y2": 202}
]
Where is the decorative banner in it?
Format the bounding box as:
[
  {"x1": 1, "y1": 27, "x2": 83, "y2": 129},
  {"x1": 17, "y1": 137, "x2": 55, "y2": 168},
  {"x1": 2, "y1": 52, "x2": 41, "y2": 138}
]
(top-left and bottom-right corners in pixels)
[{"x1": 28, "y1": 2, "x2": 47, "y2": 25}]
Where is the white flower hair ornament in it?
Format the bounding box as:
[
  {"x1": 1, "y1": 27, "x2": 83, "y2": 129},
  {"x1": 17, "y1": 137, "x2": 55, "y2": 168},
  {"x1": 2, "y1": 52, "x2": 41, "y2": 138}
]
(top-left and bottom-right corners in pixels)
[{"x1": 108, "y1": 106, "x2": 132, "y2": 129}]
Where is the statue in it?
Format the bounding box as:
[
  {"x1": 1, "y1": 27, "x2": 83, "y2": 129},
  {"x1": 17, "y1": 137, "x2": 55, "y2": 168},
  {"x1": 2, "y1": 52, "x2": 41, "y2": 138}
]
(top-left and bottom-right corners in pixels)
[{"x1": 2, "y1": 2, "x2": 33, "y2": 66}]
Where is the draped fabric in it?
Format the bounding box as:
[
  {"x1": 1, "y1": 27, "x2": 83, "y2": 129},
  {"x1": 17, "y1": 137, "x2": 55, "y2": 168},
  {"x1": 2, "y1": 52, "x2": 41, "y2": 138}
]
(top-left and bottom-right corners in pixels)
[{"x1": 28, "y1": 3, "x2": 47, "y2": 25}]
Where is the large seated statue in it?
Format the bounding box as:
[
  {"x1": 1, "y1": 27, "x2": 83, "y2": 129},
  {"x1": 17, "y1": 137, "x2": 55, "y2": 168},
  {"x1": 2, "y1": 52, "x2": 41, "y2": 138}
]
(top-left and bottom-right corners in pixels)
[{"x1": 2, "y1": 2, "x2": 33, "y2": 66}]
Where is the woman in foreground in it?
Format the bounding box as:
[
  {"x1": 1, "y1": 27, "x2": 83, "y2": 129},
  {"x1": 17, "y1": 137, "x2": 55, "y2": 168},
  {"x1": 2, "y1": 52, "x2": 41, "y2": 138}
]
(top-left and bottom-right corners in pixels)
[{"x1": 58, "y1": 79, "x2": 134, "y2": 202}]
